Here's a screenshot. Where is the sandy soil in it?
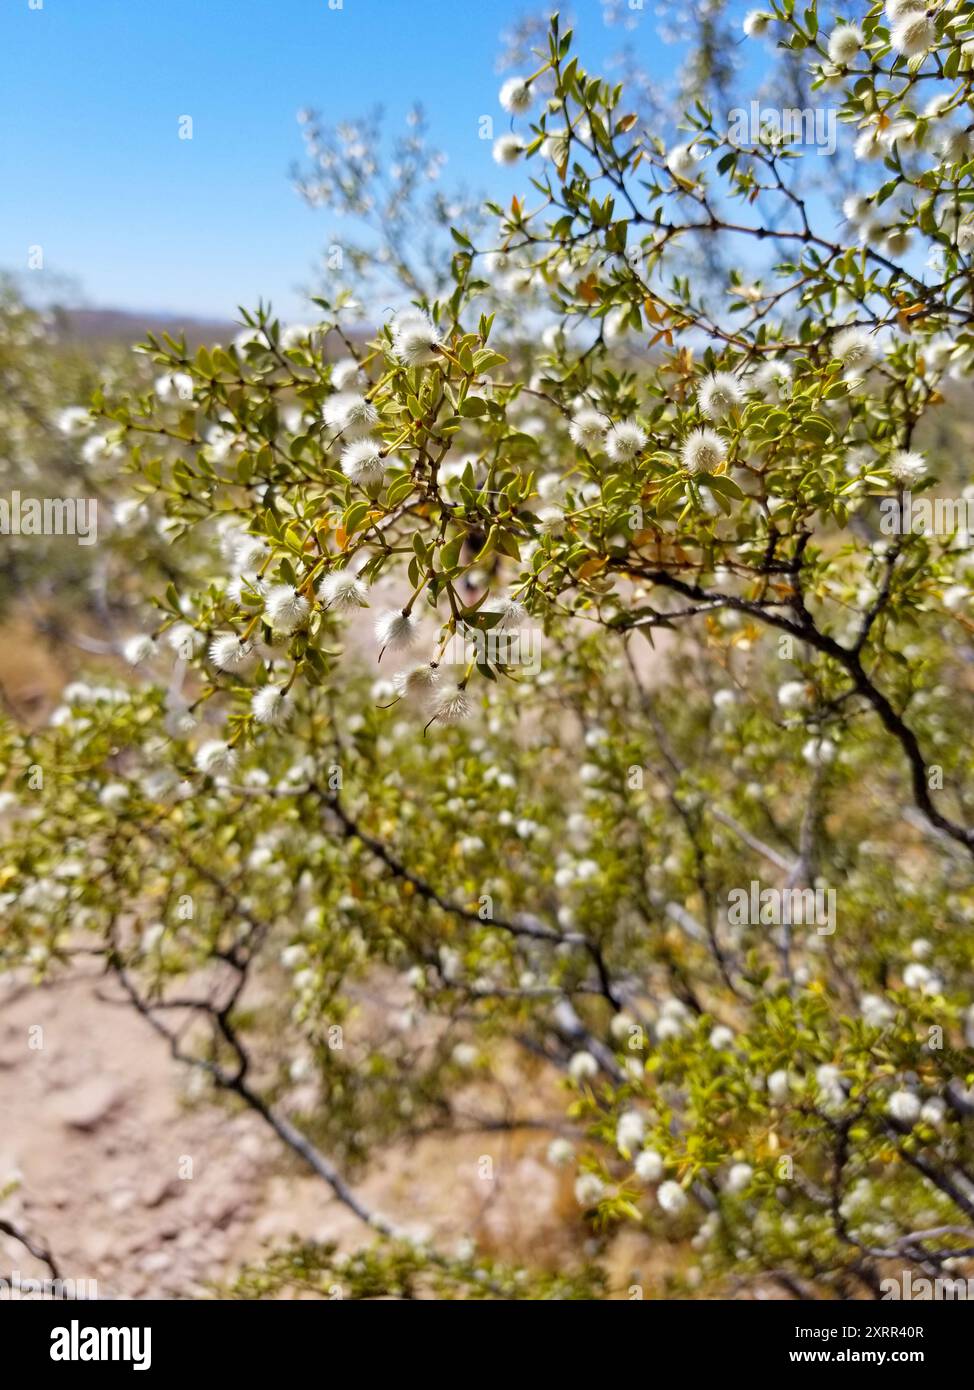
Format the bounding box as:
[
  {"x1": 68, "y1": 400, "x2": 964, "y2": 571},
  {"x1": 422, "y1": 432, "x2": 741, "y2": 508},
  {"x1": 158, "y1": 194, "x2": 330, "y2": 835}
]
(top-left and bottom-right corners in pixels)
[
  {"x1": 0, "y1": 610, "x2": 663, "y2": 1301},
  {"x1": 0, "y1": 963, "x2": 619, "y2": 1298}
]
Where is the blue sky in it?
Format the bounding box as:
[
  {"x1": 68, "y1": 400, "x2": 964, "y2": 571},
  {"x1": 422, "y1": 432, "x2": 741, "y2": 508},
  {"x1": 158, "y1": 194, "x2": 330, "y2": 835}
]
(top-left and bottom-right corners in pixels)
[{"x1": 0, "y1": 0, "x2": 693, "y2": 322}]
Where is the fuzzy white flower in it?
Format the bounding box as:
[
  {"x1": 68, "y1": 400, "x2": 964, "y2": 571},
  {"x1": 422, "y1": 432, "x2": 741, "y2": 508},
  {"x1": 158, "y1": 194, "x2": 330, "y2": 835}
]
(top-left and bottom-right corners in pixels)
[
  {"x1": 226, "y1": 562, "x2": 259, "y2": 601},
  {"x1": 924, "y1": 336, "x2": 956, "y2": 373},
  {"x1": 574, "y1": 1172, "x2": 605, "y2": 1207},
  {"x1": 860, "y1": 993, "x2": 895, "y2": 1027},
  {"x1": 165, "y1": 622, "x2": 203, "y2": 658},
  {"x1": 889, "y1": 449, "x2": 927, "y2": 484},
  {"x1": 538, "y1": 505, "x2": 566, "y2": 536},
  {"x1": 885, "y1": 0, "x2": 925, "y2": 21},
  {"x1": 56, "y1": 406, "x2": 90, "y2": 435},
  {"x1": 743, "y1": 10, "x2": 772, "y2": 37},
  {"x1": 208, "y1": 633, "x2": 255, "y2": 672},
  {"x1": 778, "y1": 680, "x2": 809, "y2": 708},
  {"x1": 884, "y1": 119, "x2": 918, "y2": 158},
  {"x1": 885, "y1": 228, "x2": 912, "y2": 259},
  {"x1": 499, "y1": 75, "x2": 533, "y2": 113},
  {"x1": 924, "y1": 91, "x2": 952, "y2": 120},
  {"x1": 921, "y1": 1097, "x2": 947, "y2": 1127},
  {"x1": 903, "y1": 961, "x2": 934, "y2": 991},
  {"x1": 569, "y1": 1050, "x2": 599, "y2": 1082},
  {"x1": 393, "y1": 663, "x2": 440, "y2": 700},
  {"x1": 252, "y1": 686, "x2": 292, "y2": 728},
  {"x1": 492, "y1": 134, "x2": 524, "y2": 166},
  {"x1": 768, "y1": 1069, "x2": 792, "y2": 1104},
  {"x1": 99, "y1": 782, "x2": 129, "y2": 809},
  {"x1": 375, "y1": 609, "x2": 419, "y2": 654},
  {"x1": 660, "y1": 996, "x2": 689, "y2": 1024},
  {"x1": 816, "y1": 1063, "x2": 847, "y2": 1110},
  {"x1": 488, "y1": 595, "x2": 527, "y2": 629},
  {"x1": 888, "y1": 1089, "x2": 922, "y2": 1125},
  {"x1": 843, "y1": 194, "x2": 871, "y2": 224},
  {"x1": 750, "y1": 360, "x2": 792, "y2": 398},
  {"x1": 666, "y1": 142, "x2": 701, "y2": 182},
  {"x1": 634, "y1": 1148, "x2": 665, "y2": 1183},
  {"x1": 957, "y1": 221, "x2": 974, "y2": 256},
  {"x1": 891, "y1": 13, "x2": 936, "y2": 59},
  {"x1": 547, "y1": 1137, "x2": 575, "y2": 1167},
  {"x1": 802, "y1": 736, "x2": 836, "y2": 766},
  {"x1": 391, "y1": 312, "x2": 441, "y2": 366},
  {"x1": 320, "y1": 571, "x2": 369, "y2": 610},
  {"x1": 938, "y1": 127, "x2": 974, "y2": 167},
  {"x1": 605, "y1": 419, "x2": 647, "y2": 463},
  {"x1": 123, "y1": 634, "x2": 154, "y2": 666},
  {"x1": 331, "y1": 356, "x2": 363, "y2": 390},
  {"x1": 858, "y1": 215, "x2": 891, "y2": 249},
  {"x1": 226, "y1": 530, "x2": 258, "y2": 569},
  {"x1": 725, "y1": 1162, "x2": 753, "y2": 1194},
  {"x1": 340, "y1": 438, "x2": 388, "y2": 485},
  {"x1": 264, "y1": 584, "x2": 310, "y2": 634},
  {"x1": 194, "y1": 740, "x2": 236, "y2": 777},
  {"x1": 281, "y1": 323, "x2": 313, "y2": 349},
  {"x1": 431, "y1": 686, "x2": 470, "y2": 725},
  {"x1": 828, "y1": 23, "x2": 863, "y2": 65},
  {"x1": 681, "y1": 427, "x2": 726, "y2": 475},
  {"x1": 535, "y1": 478, "x2": 564, "y2": 512},
  {"x1": 233, "y1": 327, "x2": 264, "y2": 353},
  {"x1": 569, "y1": 407, "x2": 608, "y2": 451},
  {"x1": 616, "y1": 1110, "x2": 646, "y2": 1154},
  {"x1": 854, "y1": 127, "x2": 887, "y2": 161},
  {"x1": 323, "y1": 391, "x2": 378, "y2": 437},
  {"x1": 451, "y1": 1042, "x2": 478, "y2": 1069},
  {"x1": 81, "y1": 432, "x2": 122, "y2": 466},
  {"x1": 155, "y1": 371, "x2": 194, "y2": 403},
  {"x1": 832, "y1": 326, "x2": 877, "y2": 372},
  {"x1": 657, "y1": 1180, "x2": 688, "y2": 1215},
  {"x1": 709, "y1": 1024, "x2": 735, "y2": 1049},
  {"x1": 699, "y1": 372, "x2": 744, "y2": 421},
  {"x1": 539, "y1": 127, "x2": 569, "y2": 164}
]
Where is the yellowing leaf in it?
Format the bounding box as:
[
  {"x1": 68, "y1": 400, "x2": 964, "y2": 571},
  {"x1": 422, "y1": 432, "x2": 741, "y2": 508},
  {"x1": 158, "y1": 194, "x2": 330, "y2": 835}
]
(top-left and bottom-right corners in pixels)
[
  {"x1": 577, "y1": 555, "x2": 607, "y2": 580},
  {"x1": 577, "y1": 274, "x2": 601, "y2": 304}
]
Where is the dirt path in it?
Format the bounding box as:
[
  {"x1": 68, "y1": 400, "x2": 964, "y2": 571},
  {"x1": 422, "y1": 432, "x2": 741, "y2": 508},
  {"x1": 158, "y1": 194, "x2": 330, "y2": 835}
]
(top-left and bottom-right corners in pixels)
[
  {"x1": 0, "y1": 609, "x2": 656, "y2": 1300},
  {"x1": 0, "y1": 967, "x2": 271, "y2": 1297},
  {"x1": 0, "y1": 965, "x2": 597, "y2": 1298}
]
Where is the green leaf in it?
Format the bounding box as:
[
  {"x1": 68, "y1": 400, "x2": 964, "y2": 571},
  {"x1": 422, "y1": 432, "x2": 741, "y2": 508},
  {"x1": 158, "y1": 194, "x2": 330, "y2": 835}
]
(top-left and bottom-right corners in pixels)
[
  {"x1": 472, "y1": 349, "x2": 505, "y2": 373},
  {"x1": 798, "y1": 414, "x2": 833, "y2": 443},
  {"x1": 493, "y1": 529, "x2": 522, "y2": 560},
  {"x1": 343, "y1": 500, "x2": 370, "y2": 535},
  {"x1": 385, "y1": 474, "x2": 416, "y2": 508},
  {"x1": 700, "y1": 473, "x2": 745, "y2": 500},
  {"x1": 439, "y1": 533, "x2": 465, "y2": 572}
]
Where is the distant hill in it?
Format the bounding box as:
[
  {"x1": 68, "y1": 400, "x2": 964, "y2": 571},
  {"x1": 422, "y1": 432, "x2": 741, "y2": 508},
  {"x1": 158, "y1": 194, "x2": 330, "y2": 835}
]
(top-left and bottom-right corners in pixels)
[
  {"x1": 52, "y1": 306, "x2": 239, "y2": 347},
  {"x1": 48, "y1": 305, "x2": 371, "y2": 357}
]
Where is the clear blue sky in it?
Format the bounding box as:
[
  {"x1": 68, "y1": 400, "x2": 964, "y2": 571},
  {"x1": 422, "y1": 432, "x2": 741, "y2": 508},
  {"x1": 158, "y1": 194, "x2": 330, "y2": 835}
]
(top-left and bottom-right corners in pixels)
[{"x1": 0, "y1": 0, "x2": 693, "y2": 322}]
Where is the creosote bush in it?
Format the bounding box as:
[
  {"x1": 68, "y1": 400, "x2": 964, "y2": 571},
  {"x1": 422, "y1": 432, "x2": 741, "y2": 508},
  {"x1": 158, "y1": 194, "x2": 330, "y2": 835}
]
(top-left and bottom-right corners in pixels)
[{"x1": 4, "y1": 5, "x2": 974, "y2": 1299}]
